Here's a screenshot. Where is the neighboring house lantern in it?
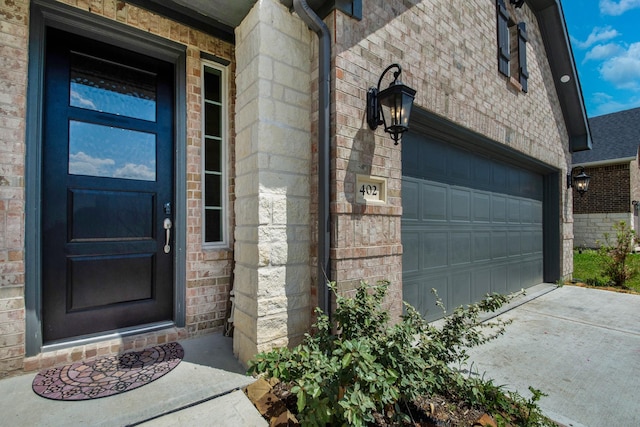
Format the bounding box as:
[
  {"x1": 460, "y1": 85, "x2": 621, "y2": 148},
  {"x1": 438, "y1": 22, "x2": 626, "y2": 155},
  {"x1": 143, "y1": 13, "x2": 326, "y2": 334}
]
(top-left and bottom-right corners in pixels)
[
  {"x1": 568, "y1": 166, "x2": 591, "y2": 196},
  {"x1": 367, "y1": 63, "x2": 417, "y2": 145}
]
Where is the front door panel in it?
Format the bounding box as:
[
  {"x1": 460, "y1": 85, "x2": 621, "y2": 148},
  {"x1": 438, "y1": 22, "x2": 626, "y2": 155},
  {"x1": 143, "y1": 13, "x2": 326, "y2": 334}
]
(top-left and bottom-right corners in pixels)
[{"x1": 42, "y1": 28, "x2": 175, "y2": 342}]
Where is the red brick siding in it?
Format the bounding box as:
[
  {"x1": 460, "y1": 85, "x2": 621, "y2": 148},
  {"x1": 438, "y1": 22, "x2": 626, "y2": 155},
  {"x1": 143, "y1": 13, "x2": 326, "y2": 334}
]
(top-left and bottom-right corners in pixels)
[
  {"x1": 573, "y1": 164, "x2": 630, "y2": 214},
  {"x1": 0, "y1": 0, "x2": 235, "y2": 376}
]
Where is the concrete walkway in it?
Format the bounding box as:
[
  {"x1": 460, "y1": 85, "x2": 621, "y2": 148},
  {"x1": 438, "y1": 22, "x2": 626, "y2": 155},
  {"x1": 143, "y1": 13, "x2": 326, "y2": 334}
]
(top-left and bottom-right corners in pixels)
[
  {"x1": 464, "y1": 285, "x2": 640, "y2": 427},
  {"x1": 0, "y1": 334, "x2": 266, "y2": 427}
]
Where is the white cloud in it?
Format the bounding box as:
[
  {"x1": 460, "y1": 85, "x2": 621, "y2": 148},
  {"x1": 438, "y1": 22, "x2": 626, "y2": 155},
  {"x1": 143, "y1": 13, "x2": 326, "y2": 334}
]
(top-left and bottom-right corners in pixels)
[
  {"x1": 70, "y1": 89, "x2": 97, "y2": 110},
  {"x1": 591, "y1": 92, "x2": 640, "y2": 116},
  {"x1": 599, "y1": 42, "x2": 640, "y2": 89},
  {"x1": 583, "y1": 43, "x2": 625, "y2": 63},
  {"x1": 69, "y1": 151, "x2": 115, "y2": 176},
  {"x1": 600, "y1": 0, "x2": 640, "y2": 16},
  {"x1": 573, "y1": 26, "x2": 620, "y2": 49},
  {"x1": 114, "y1": 163, "x2": 155, "y2": 181}
]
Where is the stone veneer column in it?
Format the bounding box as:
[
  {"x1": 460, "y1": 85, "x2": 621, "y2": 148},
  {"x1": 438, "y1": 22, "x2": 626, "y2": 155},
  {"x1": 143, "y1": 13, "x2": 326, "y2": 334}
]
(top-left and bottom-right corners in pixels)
[{"x1": 233, "y1": 0, "x2": 313, "y2": 364}]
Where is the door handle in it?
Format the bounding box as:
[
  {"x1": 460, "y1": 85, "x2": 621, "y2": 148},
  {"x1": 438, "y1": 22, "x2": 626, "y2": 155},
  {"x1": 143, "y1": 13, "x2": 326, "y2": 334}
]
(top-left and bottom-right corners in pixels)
[{"x1": 163, "y1": 218, "x2": 172, "y2": 254}]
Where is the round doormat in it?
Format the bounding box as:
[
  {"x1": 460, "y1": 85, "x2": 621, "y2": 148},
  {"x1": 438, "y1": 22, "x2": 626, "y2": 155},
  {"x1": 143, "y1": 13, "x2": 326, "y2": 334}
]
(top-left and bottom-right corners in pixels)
[{"x1": 32, "y1": 342, "x2": 184, "y2": 401}]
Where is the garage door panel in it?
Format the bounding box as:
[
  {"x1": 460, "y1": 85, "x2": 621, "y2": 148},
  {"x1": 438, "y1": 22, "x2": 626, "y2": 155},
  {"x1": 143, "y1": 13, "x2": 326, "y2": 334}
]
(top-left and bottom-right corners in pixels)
[
  {"x1": 533, "y1": 201, "x2": 543, "y2": 224},
  {"x1": 491, "y1": 265, "x2": 508, "y2": 294},
  {"x1": 451, "y1": 271, "x2": 472, "y2": 309},
  {"x1": 521, "y1": 200, "x2": 533, "y2": 223},
  {"x1": 403, "y1": 179, "x2": 420, "y2": 221},
  {"x1": 507, "y1": 263, "x2": 522, "y2": 293},
  {"x1": 473, "y1": 192, "x2": 491, "y2": 222},
  {"x1": 492, "y1": 231, "x2": 508, "y2": 259},
  {"x1": 508, "y1": 198, "x2": 521, "y2": 222},
  {"x1": 492, "y1": 163, "x2": 508, "y2": 190},
  {"x1": 474, "y1": 156, "x2": 492, "y2": 186},
  {"x1": 423, "y1": 231, "x2": 448, "y2": 269},
  {"x1": 508, "y1": 169, "x2": 521, "y2": 194},
  {"x1": 472, "y1": 268, "x2": 492, "y2": 301},
  {"x1": 451, "y1": 232, "x2": 471, "y2": 265},
  {"x1": 508, "y1": 231, "x2": 521, "y2": 256},
  {"x1": 451, "y1": 188, "x2": 471, "y2": 221},
  {"x1": 449, "y1": 145, "x2": 472, "y2": 181},
  {"x1": 473, "y1": 232, "x2": 492, "y2": 261},
  {"x1": 423, "y1": 183, "x2": 447, "y2": 221},
  {"x1": 492, "y1": 195, "x2": 507, "y2": 222},
  {"x1": 403, "y1": 233, "x2": 420, "y2": 273}
]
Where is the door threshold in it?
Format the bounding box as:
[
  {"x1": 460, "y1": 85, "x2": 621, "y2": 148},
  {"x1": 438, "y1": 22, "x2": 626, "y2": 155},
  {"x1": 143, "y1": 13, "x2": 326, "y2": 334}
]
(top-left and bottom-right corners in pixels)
[{"x1": 41, "y1": 321, "x2": 177, "y2": 354}]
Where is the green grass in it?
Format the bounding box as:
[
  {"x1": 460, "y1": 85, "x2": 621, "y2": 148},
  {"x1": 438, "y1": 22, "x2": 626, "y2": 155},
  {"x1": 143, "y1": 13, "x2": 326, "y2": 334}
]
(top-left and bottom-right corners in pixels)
[{"x1": 573, "y1": 249, "x2": 640, "y2": 292}]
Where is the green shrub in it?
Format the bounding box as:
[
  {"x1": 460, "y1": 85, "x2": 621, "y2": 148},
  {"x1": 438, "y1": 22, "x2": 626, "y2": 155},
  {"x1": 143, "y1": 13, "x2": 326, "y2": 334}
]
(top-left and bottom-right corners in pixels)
[
  {"x1": 598, "y1": 221, "x2": 637, "y2": 287},
  {"x1": 248, "y1": 281, "x2": 552, "y2": 426}
]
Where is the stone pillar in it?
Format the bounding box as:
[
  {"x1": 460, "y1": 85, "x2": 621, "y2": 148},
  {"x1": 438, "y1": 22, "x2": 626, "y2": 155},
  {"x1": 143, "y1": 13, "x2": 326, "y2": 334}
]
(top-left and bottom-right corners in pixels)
[{"x1": 233, "y1": 0, "x2": 312, "y2": 365}]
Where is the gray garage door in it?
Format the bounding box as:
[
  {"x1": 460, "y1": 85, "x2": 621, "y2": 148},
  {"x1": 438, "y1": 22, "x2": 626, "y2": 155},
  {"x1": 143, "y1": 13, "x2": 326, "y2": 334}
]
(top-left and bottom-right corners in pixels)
[{"x1": 402, "y1": 133, "x2": 544, "y2": 320}]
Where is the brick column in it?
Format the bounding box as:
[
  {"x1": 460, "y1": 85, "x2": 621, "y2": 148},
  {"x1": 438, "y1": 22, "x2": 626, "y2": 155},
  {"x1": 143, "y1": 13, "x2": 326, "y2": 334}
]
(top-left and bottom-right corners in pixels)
[{"x1": 233, "y1": 0, "x2": 312, "y2": 364}]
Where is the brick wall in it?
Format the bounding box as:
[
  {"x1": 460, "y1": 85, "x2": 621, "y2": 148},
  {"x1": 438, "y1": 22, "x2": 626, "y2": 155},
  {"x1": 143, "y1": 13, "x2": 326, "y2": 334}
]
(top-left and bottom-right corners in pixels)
[
  {"x1": 573, "y1": 212, "x2": 633, "y2": 248},
  {"x1": 0, "y1": 0, "x2": 28, "y2": 376},
  {"x1": 573, "y1": 164, "x2": 630, "y2": 214},
  {"x1": 0, "y1": 0, "x2": 236, "y2": 376},
  {"x1": 329, "y1": 0, "x2": 574, "y2": 315}
]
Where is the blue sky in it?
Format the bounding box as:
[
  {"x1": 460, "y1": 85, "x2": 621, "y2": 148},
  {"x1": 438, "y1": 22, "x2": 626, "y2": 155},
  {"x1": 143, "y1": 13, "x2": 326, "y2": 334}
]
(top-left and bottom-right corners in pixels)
[{"x1": 562, "y1": 0, "x2": 640, "y2": 117}]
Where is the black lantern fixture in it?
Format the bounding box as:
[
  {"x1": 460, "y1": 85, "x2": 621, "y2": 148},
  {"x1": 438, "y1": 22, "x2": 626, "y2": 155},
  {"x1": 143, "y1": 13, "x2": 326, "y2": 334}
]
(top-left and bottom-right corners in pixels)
[
  {"x1": 367, "y1": 63, "x2": 417, "y2": 145},
  {"x1": 567, "y1": 166, "x2": 591, "y2": 196}
]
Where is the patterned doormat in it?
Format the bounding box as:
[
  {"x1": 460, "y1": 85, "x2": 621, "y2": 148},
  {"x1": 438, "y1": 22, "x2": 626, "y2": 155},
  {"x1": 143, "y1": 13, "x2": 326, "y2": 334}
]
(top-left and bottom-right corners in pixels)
[{"x1": 32, "y1": 342, "x2": 184, "y2": 401}]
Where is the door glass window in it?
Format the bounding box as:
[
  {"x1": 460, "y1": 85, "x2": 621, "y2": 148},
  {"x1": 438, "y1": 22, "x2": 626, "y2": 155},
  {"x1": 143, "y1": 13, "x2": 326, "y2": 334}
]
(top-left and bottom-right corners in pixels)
[
  {"x1": 70, "y1": 52, "x2": 157, "y2": 121},
  {"x1": 69, "y1": 120, "x2": 156, "y2": 181}
]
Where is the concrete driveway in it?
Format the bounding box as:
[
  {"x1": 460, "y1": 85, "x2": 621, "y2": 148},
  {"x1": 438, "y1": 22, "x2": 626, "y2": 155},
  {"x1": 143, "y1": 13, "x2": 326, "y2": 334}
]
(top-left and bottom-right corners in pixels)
[{"x1": 464, "y1": 285, "x2": 640, "y2": 427}]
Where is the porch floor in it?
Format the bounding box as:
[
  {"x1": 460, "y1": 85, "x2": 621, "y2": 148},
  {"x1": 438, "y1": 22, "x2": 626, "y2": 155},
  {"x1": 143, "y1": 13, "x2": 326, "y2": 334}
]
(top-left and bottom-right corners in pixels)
[{"x1": 0, "y1": 333, "x2": 266, "y2": 426}]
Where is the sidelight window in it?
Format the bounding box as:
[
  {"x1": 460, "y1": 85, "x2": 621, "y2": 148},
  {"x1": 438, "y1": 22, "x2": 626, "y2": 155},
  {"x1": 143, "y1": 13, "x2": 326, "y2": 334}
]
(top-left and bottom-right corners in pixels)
[{"x1": 202, "y1": 63, "x2": 227, "y2": 245}]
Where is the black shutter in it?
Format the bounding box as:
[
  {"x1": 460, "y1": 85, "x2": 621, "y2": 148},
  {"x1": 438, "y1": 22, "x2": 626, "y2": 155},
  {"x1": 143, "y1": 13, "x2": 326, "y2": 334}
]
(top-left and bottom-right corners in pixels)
[
  {"x1": 497, "y1": 0, "x2": 510, "y2": 76},
  {"x1": 518, "y1": 22, "x2": 529, "y2": 92}
]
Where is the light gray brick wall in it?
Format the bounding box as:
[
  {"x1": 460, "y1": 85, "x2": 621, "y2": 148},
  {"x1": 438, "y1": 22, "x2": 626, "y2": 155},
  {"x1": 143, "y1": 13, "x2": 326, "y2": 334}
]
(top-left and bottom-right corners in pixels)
[
  {"x1": 573, "y1": 213, "x2": 634, "y2": 249},
  {"x1": 331, "y1": 0, "x2": 573, "y2": 312}
]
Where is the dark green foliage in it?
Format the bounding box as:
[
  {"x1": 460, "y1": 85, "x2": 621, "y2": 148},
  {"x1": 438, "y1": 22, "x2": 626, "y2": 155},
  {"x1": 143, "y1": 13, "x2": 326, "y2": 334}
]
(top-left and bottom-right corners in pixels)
[
  {"x1": 597, "y1": 221, "x2": 637, "y2": 288},
  {"x1": 247, "y1": 280, "x2": 552, "y2": 426}
]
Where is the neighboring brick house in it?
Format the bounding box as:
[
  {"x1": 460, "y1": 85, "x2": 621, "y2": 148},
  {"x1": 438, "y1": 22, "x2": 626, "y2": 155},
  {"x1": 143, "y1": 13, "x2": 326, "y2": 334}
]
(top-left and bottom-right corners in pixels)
[
  {"x1": 572, "y1": 107, "x2": 640, "y2": 248},
  {"x1": 0, "y1": 0, "x2": 590, "y2": 376}
]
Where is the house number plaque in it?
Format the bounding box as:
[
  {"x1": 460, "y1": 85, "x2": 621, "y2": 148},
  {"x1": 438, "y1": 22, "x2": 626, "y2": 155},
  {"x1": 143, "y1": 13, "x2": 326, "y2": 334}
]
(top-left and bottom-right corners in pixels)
[{"x1": 356, "y1": 175, "x2": 387, "y2": 204}]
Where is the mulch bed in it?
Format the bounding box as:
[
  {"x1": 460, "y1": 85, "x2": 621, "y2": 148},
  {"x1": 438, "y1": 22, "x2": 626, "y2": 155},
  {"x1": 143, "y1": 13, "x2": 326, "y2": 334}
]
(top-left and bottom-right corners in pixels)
[{"x1": 245, "y1": 378, "x2": 501, "y2": 427}]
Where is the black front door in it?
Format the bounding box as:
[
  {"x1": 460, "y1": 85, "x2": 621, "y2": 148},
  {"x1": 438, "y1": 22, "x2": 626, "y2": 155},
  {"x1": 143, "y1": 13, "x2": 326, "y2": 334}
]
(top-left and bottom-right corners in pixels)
[{"x1": 42, "y1": 28, "x2": 175, "y2": 342}]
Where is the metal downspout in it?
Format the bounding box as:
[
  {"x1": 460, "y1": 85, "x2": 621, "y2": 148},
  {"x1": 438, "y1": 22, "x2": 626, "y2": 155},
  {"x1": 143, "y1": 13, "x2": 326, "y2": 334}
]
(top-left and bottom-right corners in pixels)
[{"x1": 292, "y1": 0, "x2": 331, "y2": 319}]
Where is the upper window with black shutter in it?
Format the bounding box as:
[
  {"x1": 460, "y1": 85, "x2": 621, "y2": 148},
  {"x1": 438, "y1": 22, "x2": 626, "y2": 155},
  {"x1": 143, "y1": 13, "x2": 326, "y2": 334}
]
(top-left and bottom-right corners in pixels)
[
  {"x1": 496, "y1": 0, "x2": 529, "y2": 93},
  {"x1": 516, "y1": 22, "x2": 529, "y2": 92}
]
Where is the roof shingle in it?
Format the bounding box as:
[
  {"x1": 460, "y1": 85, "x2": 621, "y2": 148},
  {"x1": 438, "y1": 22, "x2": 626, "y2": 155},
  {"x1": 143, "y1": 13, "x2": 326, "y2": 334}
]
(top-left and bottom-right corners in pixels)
[{"x1": 573, "y1": 107, "x2": 640, "y2": 164}]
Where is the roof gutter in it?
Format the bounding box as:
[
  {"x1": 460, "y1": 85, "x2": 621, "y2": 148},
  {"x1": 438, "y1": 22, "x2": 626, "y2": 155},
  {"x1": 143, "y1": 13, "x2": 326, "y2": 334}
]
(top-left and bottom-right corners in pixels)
[{"x1": 292, "y1": 0, "x2": 332, "y2": 319}]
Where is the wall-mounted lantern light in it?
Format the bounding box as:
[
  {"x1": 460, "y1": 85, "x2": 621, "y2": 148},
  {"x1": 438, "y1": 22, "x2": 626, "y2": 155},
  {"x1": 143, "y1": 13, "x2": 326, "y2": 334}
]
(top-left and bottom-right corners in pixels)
[
  {"x1": 367, "y1": 63, "x2": 416, "y2": 145},
  {"x1": 567, "y1": 166, "x2": 591, "y2": 196}
]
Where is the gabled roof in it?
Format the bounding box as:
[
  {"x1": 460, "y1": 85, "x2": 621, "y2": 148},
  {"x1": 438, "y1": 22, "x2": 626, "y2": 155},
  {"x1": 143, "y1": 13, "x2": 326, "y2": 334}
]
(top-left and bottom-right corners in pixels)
[{"x1": 572, "y1": 107, "x2": 640, "y2": 164}]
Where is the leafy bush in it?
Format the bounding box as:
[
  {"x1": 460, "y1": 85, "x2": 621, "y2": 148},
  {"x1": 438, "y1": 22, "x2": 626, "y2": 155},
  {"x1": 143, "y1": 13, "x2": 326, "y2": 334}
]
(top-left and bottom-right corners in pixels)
[
  {"x1": 597, "y1": 220, "x2": 637, "y2": 287},
  {"x1": 248, "y1": 281, "x2": 553, "y2": 426}
]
